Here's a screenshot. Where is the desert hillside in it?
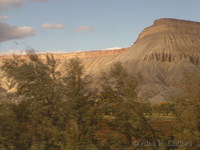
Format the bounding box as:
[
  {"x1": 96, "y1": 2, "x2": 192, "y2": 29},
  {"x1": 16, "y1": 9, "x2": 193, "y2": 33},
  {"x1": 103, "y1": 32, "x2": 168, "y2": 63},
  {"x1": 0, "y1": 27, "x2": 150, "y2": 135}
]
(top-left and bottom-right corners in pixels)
[
  {"x1": 111, "y1": 18, "x2": 200, "y2": 102},
  {"x1": 1, "y1": 18, "x2": 200, "y2": 103},
  {"x1": 0, "y1": 48, "x2": 128, "y2": 91}
]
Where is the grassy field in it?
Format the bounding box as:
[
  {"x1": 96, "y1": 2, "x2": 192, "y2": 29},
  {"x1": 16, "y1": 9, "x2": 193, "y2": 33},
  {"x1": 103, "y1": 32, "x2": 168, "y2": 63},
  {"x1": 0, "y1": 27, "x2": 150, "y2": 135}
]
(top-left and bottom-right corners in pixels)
[{"x1": 146, "y1": 114, "x2": 176, "y2": 121}]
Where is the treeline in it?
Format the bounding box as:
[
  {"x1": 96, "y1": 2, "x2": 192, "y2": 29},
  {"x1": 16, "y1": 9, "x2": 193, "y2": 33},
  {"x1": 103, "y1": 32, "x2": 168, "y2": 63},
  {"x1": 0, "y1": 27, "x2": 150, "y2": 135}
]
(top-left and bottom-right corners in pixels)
[{"x1": 0, "y1": 52, "x2": 199, "y2": 150}]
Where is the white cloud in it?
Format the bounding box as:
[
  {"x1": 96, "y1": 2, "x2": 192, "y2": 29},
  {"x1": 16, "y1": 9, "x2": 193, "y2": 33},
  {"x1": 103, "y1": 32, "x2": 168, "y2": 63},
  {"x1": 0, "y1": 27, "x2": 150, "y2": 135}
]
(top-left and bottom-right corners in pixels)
[
  {"x1": 41, "y1": 23, "x2": 65, "y2": 29},
  {"x1": 33, "y1": 0, "x2": 52, "y2": 2},
  {"x1": 0, "y1": 0, "x2": 53, "y2": 9},
  {"x1": 0, "y1": 15, "x2": 8, "y2": 20},
  {"x1": 75, "y1": 26, "x2": 94, "y2": 32},
  {"x1": 0, "y1": 49, "x2": 66, "y2": 55},
  {"x1": 0, "y1": 0, "x2": 23, "y2": 9},
  {"x1": 103, "y1": 47, "x2": 122, "y2": 50},
  {"x1": 0, "y1": 22, "x2": 35, "y2": 42},
  {"x1": 0, "y1": 49, "x2": 27, "y2": 55}
]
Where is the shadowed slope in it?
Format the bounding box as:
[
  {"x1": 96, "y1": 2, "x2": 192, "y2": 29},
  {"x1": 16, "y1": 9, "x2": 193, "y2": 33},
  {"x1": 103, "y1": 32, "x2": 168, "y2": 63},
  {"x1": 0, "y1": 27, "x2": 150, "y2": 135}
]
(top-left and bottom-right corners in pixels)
[
  {"x1": 1, "y1": 18, "x2": 200, "y2": 103},
  {"x1": 0, "y1": 48, "x2": 128, "y2": 91},
  {"x1": 107, "y1": 18, "x2": 200, "y2": 103}
]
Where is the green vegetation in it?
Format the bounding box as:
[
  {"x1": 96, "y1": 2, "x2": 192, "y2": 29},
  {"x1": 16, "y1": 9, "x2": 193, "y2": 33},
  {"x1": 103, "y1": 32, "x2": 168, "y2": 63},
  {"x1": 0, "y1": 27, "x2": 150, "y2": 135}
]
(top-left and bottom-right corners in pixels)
[{"x1": 0, "y1": 52, "x2": 199, "y2": 150}]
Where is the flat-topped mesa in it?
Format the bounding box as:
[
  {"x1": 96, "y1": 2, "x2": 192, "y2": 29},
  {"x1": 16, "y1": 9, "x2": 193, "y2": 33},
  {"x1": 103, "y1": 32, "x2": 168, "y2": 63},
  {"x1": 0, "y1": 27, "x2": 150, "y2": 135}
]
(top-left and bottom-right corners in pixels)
[
  {"x1": 136, "y1": 18, "x2": 200, "y2": 42},
  {"x1": 0, "y1": 48, "x2": 127, "y2": 60},
  {"x1": 47, "y1": 48, "x2": 127, "y2": 59},
  {"x1": 0, "y1": 48, "x2": 128, "y2": 91},
  {"x1": 154, "y1": 18, "x2": 200, "y2": 25},
  {"x1": 127, "y1": 18, "x2": 200, "y2": 64}
]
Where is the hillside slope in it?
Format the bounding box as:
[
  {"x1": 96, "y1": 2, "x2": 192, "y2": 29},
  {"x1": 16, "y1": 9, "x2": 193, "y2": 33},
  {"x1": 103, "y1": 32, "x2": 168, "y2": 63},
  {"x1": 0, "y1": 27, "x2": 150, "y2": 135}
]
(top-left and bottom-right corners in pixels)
[
  {"x1": 1, "y1": 18, "x2": 200, "y2": 103},
  {"x1": 106, "y1": 18, "x2": 200, "y2": 103},
  {"x1": 0, "y1": 48, "x2": 128, "y2": 91}
]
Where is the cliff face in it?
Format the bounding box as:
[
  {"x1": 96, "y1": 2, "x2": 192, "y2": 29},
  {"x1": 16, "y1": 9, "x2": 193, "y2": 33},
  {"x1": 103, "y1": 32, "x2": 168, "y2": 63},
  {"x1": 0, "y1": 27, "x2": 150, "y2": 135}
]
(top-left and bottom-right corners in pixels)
[
  {"x1": 1, "y1": 18, "x2": 200, "y2": 103},
  {"x1": 120, "y1": 18, "x2": 200, "y2": 63},
  {"x1": 109, "y1": 18, "x2": 200, "y2": 103},
  {"x1": 0, "y1": 48, "x2": 128, "y2": 91},
  {"x1": 136, "y1": 19, "x2": 200, "y2": 64},
  {"x1": 138, "y1": 18, "x2": 200, "y2": 41}
]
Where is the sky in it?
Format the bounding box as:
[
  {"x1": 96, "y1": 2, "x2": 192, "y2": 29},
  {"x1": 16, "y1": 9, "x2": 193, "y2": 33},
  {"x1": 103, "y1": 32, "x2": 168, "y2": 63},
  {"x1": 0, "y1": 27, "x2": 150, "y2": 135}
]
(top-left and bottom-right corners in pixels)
[{"x1": 0, "y1": 0, "x2": 200, "y2": 53}]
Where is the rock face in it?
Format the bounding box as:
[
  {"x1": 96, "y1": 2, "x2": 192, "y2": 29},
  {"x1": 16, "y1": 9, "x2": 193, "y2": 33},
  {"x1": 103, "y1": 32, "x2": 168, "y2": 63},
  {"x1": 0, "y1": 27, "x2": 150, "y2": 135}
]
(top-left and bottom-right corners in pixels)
[
  {"x1": 108, "y1": 18, "x2": 200, "y2": 103},
  {"x1": 0, "y1": 48, "x2": 128, "y2": 91},
  {"x1": 1, "y1": 18, "x2": 200, "y2": 103},
  {"x1": 50, "y1": 48, "x2": 128, "y2": 74}
]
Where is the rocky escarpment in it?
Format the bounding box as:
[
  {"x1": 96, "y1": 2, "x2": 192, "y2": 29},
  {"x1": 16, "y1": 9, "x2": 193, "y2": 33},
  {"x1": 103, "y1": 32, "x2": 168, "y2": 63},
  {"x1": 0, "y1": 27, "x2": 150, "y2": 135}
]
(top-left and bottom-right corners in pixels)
[
  {"x1": 107, "y1": 18, "x2": 200, "y2": 103},
  {"x1": 137, "y1": 18, "x2": 200, "y2": 41},
  {"x1": 1, "y1": 18, "x2": 200, "y2": 103},
  {"x1": 0, "y1": 48, "x2": 128, "y2": 91},
  {"x1": 136, "y1": 18, "x2": 200, "y2": 64}
]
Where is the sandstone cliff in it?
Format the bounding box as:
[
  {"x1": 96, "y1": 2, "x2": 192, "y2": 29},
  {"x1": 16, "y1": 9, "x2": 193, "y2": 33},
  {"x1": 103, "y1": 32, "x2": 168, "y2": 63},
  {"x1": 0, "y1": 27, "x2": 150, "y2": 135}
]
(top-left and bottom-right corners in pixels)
[
  {"x1": 107, "y1": 18, "x2": 200, "y2": 103},
  {"x1": 1, "y1": 18, "x2": 200, "y2": 103},
  {"x1": 0, "y1": 48, "x2": 128, "y2": 91}
]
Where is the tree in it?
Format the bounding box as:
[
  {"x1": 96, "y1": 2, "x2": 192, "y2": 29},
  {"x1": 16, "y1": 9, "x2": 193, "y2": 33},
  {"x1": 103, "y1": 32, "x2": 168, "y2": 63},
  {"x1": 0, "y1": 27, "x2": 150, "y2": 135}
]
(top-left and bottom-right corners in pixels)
[
  {"x1": 62, "y1": 57, "x2": 99, "y2": 150},
  {"x1": 153, "y1": 102, "x2": 175, "y2": 116},
  {"x1": 1, "y1": 52, "x2": 102, "y2": 149},
  {"x1": 174, "y1": 72, "x2": 200, "y2": 150},
  {"x1": 0, "y1": 51, "x2": 71, "y2": 149},
  {"x1": 99, "y1": 62, "x2": 158, "y2": 149}
]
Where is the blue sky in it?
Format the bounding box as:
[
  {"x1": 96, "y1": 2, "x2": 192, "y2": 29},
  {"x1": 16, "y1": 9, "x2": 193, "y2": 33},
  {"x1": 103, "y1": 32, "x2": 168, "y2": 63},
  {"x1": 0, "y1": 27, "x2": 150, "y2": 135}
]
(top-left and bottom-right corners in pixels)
[{"x1": 0, "y1": 0, "x2": 200, "y2": 52}]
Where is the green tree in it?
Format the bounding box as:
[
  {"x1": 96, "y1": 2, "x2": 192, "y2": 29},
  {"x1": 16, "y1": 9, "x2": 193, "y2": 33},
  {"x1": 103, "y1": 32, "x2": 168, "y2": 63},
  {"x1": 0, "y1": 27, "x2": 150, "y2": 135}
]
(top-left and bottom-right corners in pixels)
[
  {"x1": 0, "y1": 51, "x2": 71, "y2": 149},
  {"x1": 153, "y1": 102, "x2": 175, "y2": 116},
  {"x1": 99, "y1": 62, "x2": 158, "y2": 149},
  {"x1": 1, "y1": 52, "x2": 102, "y2": 149},
  {"x1": 174, "y1": 72, "x2": 200, "y2": 150},
  {"x1": 62, "y1": 57, "x2": 99, "y2": 150}
]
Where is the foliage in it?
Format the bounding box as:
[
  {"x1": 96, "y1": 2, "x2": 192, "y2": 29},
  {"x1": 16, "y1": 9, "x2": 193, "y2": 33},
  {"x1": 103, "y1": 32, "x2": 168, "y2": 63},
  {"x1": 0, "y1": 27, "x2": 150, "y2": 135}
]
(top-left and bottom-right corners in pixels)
[
  {"x1": 153, "y1": 102, "x2": 175, "y2": 116},
  {"x1": 98, "y1": 62, "x2": 159, "y2": 149},
  {"x1": 0, "y1": 52, "x2": 199, "y2": 150},
  {"x1": 0, "y1": 52, "x2": 100, "y2": 150},
  {"x1": 62, "y1": 57, "x2": 100, "y2": 149},
  {"x1": 174, "y1": 72, "x2": 200, "y2": 150}
]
